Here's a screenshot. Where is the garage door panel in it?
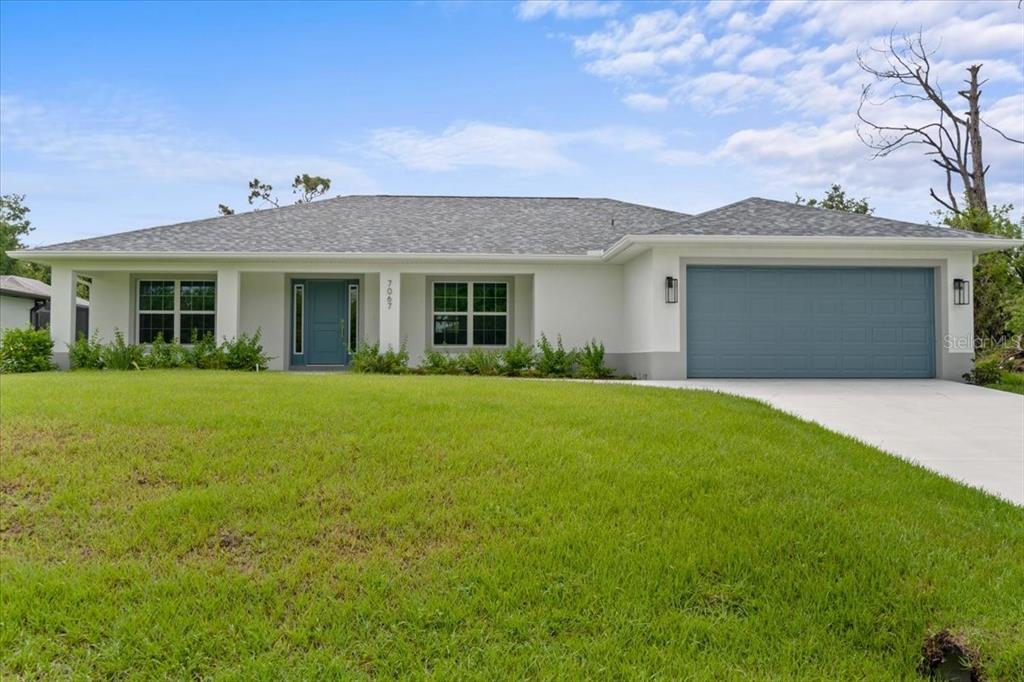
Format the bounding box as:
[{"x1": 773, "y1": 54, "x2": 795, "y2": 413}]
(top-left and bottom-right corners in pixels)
[
  {"x1": 871, "y1": 298, "x2": 900, "y2": 314},
  {"x1": 901, "y1": 327, "x2": 929, "y2": 344},
  {"x1": 812, "y1": 355, "x2": 839, "y2": 370},
  {"x1": 872, "y1": 327, "x2": 898, "y2": 343},
  {"x1": 779, "y1": 298, "x2": 813, "y2": 316},
  {"x1": 841, "y1": 270, "x2": 869, "y2": 288},
  {"x1": 902, "y1": 298, "x2": 929, "y2": 314},
  {"x1": 903, "y1": 355, "x2": 930, "y2": 371},
  {"x1": 686, "y1": 266, "x2": 935, "y2": 378},
  {"x1": 812, "y1": 327, "x2": 839, "y2": 343},
  {"x1": 872, "y1": 356, "x2": 899, "y2": 371},
  {"x1": 902, "y1": 270, "x2": 930, "y2": 287},
  {"x1": 751, "y1": 355, "x2": 780, "y2": 370},
  {"x1": 871, "y1": 270, "x2": 901, "y2": 288}
]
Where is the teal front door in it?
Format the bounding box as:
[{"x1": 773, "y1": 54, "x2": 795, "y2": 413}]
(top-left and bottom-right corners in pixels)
[{"x1": 305, "y1": 280, "x2": 348, "y2": 365}]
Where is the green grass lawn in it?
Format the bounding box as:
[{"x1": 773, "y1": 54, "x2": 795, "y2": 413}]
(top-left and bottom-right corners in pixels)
[
  {"x1": 1, "y1": 372, "x2": 1022, "y2": 680},
  {"x1": 988, "y1": 371, "x2": 1024, "y2": 395}
]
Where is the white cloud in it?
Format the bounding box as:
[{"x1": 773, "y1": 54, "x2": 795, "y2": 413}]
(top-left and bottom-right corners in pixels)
[
  {"x1": 673, "y1": 71, "x2": 777, "y2": 113},
  {"x1": 706, "y1": 33, "x2": 757, "y2": 66},
  {"x1": 738, "y1": 46, "x2": 794, "y2": 73},
  {"x1": 623, "y1": 92, "x2": 669, "y2": 111},
  {"x1": 567, "y1": 125, "x2": 665, "y2": 151},
  {"x1": 984, "y1": 95, "x2": 1024, "y2": 144},
  {"x1": 366, "y1": 122, "x2": 576, "y2": 172},
  {"x1": 574, "y1": 9, "x2": 707, "y2": 77},
  {"x1": 364, "y1": 120, "x2": 707, "y2": 171},
  {"x1": 515, "y1": 1, "x2": 620, "y2": 21},
  {"x1": 0, "y1": 94, "x2": 370, "y2": 188},
  {"x1": 725, "y1": 1, "x2": 802, "y2": 33}
]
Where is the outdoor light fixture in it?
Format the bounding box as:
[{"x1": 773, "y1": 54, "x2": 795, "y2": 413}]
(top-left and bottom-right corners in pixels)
[
  {"x1": 665, "y1": 276, "x2": 679, "y2": 304},
  {"x1": 953, "y1": 278, "x2": 970, "y2": 305}
]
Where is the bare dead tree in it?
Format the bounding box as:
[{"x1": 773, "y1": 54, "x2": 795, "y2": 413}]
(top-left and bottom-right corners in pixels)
[{"x1": 856, "y1": 31, "x2": 1023, "y2": 216}]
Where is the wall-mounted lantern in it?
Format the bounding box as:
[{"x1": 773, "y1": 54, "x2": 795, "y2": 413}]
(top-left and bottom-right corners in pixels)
[
  {"x1": 665, "y1": 276, "x2": 679, "y2": 304},
  {"x1": 953, "y1": 278, "x2": 970, "y2": 306}
]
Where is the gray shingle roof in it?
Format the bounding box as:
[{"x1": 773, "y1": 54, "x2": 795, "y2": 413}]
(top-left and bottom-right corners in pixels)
[
  {"x1": 26, "y1": 195, "x2": 1004, "y2": 258},
  {"x1": 30, "y1": 196, "x2": 689, "y2": 256},
  {"x1": 0, "y1": 275, "x2": 88, "y2": 306},
  {"x1": 653, "y1": 197, "x2": 1003, "y2": 240},
  {"x1": 1, "y1": 274, "x2": 53, "y2": 298}
]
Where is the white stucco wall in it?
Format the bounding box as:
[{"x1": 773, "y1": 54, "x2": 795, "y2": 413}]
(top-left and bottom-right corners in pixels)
[
  {"x1": 89, "y1": 271, "x2": 131, "y2": 340},
  {"x1": 48, "y1": 244, "x2": 984, "y2": 379},
  {"x1": 400, "y1": 273, "x2": 427, "y2": 365},
  {"x1": 239, "y1": 272, "x2": 287, "y2": 371},
  {"x1": 532, "y1": 264, "x2": 623, "y2": 351},
  {"x1": 0, "y1": 295, "x2": 34, "y2": 332}
]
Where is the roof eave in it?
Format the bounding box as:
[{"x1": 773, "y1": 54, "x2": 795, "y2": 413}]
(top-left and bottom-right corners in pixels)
[
  {"x1": 6, "y1": 249, "x2": 605, "y2": 264},
  {"x1": 602, "y1": 234, "x2": 1023, "y2": 262},
  {"x1": 9, "y1": 233, "x2": 1021, "y2": 266}
]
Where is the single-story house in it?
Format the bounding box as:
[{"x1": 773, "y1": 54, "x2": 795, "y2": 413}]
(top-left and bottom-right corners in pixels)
[
  {"x1": 0, "y1": 274, "x2": 88, "y2": 337},
  {"x1": 8, "y1": 195, "x2": 1021, "y2": 379}
]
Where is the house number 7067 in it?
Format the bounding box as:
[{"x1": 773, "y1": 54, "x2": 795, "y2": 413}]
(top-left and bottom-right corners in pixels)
[{"x1": 386, "y1": 279, "x2": 393, "y2": 309}]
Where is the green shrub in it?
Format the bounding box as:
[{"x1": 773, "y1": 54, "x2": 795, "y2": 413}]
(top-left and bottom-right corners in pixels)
[
  {"x1": 0, "y1": 327, "x2": 54, "y2": 373},
  {"x1": 145, "y1": 333, "x2": 187, "y2": 369},
  {"x1": 69, "y1": 331, "x2": 104, "y2": 369},
  {"x1": 185, "y1": 331, "x2": 226, "y2": 369},
  {"x1": 536, "y1": 333, "x2": 575, "y2": 377},
  {"x1": 350, "y1": 342, "x2": 380, "y2": 373},
  {"x1": 963, "y1": 358, "x2": 1002, "y2": 386},
  {"x1": 351, "y1": 341, "x2": 408, "y2": 374},
  {"x1": 222, "y1": 331, "x2": 270, "y2": 371},
  {"x1": 576, "y1": 339, "x2": 614, "y2": 379},
  {"x1": 420, "y1": 349, "x2": 461, "y2": 374},
  {"x1": 458, "y1": 348, "x2": 502, "y2": 376},
  {"x1": 100, "y1": 330, "x2": 144, "y2": 370},
  {"x1": 501, "y1": 340, "x2": 535, "y2": 376}
]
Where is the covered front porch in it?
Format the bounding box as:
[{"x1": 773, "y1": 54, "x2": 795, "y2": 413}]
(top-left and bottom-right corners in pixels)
[{"x1": 48, "y1": 262, "x2": 560, "y2": 371}]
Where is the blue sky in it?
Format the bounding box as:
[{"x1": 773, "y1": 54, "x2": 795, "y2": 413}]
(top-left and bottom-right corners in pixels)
[{"x1": 1, "y1": 0, "x2": 1021, "y2": 245}]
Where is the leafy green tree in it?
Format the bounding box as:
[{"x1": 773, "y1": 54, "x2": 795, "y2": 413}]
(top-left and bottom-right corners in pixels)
[
  {"x1": 1, "y1": 194, "x2": 49, "y2": 282},
  {"x1": 939, "y1": 203, "x2": 1024, "y2": 340},
  {"x1": 219, "y1": 173, "x2": 331, "y2": 215},
  {"x1": 1, "y1": 194, "x2": 33, "y2": 275},
  {"x1": 292, "y1": 174, "x2": 331, "y2": 203},
  {"x1": 794, "y1": 184, "x2": 873, "y2": 214}
]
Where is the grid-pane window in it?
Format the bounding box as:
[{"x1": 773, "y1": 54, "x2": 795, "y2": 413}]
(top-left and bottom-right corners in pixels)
[
  {"x1": 137, "y1": 279, "x2": 216, "y2": 344},
  {"x1": 180, "y1": 281, "x2": 216, "y2": 311},
  {"x1": 139, "y1": 313, "x2": 174, "y2": 344},
  {"x1": 434, "y1": 282, "x2": 468, "y2": 312},
  {"x1": 473, "y1": 314, "x2": 507, "y2": 346},
  {"x1": 434, "y1": 314, "x2": 468, "y2": 345},
  {"x1": 181, "y1": 314, "x2": 215, "y2": 343},
  {"x1": 473, "y1": 283, "x2": 507, "y2": 313},
  {"x1": 432, "y1": 281, "x2": 508, "y2": 347},
  {"x1": 139, "y1": 281, "x2": 175, "y2": 311}
]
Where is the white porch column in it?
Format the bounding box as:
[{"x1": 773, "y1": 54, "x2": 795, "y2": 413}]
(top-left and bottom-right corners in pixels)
[
  {"x1": 378, "y1": 269, "x2": 401, "y2": 350},
  {"x1": 215, "y1": 269, "x2": 241, "y2": 341},
  {"x1": 49, "y1": 265, "x2": 77, "y2": 369}
]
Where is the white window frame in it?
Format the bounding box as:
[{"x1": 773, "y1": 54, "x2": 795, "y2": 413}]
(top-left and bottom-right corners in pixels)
[
  {"x1": 136, "y1": 279, "x2": 216, "y2": 344},
  {"x1": 430, "y1": 280, "x2": 510, "y2": 349}
]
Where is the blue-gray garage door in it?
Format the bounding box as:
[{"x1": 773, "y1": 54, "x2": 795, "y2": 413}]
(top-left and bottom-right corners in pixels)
[{"x1": 686, "y1": 266, "x2": 935, "y2": 378}]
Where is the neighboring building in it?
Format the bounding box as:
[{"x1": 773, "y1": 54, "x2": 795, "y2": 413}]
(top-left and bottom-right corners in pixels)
[
  {"x1": 7, "y1": 195, "x2": 1021, "y2": 379},
  {"x1": 0, "y1": 274, "x2": 88, "y2": 337}
]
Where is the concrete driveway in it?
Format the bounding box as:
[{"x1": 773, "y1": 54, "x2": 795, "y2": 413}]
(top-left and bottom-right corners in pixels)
[{"x1": 635, "y1": 379, "x2": 1024, "y2": 505}]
